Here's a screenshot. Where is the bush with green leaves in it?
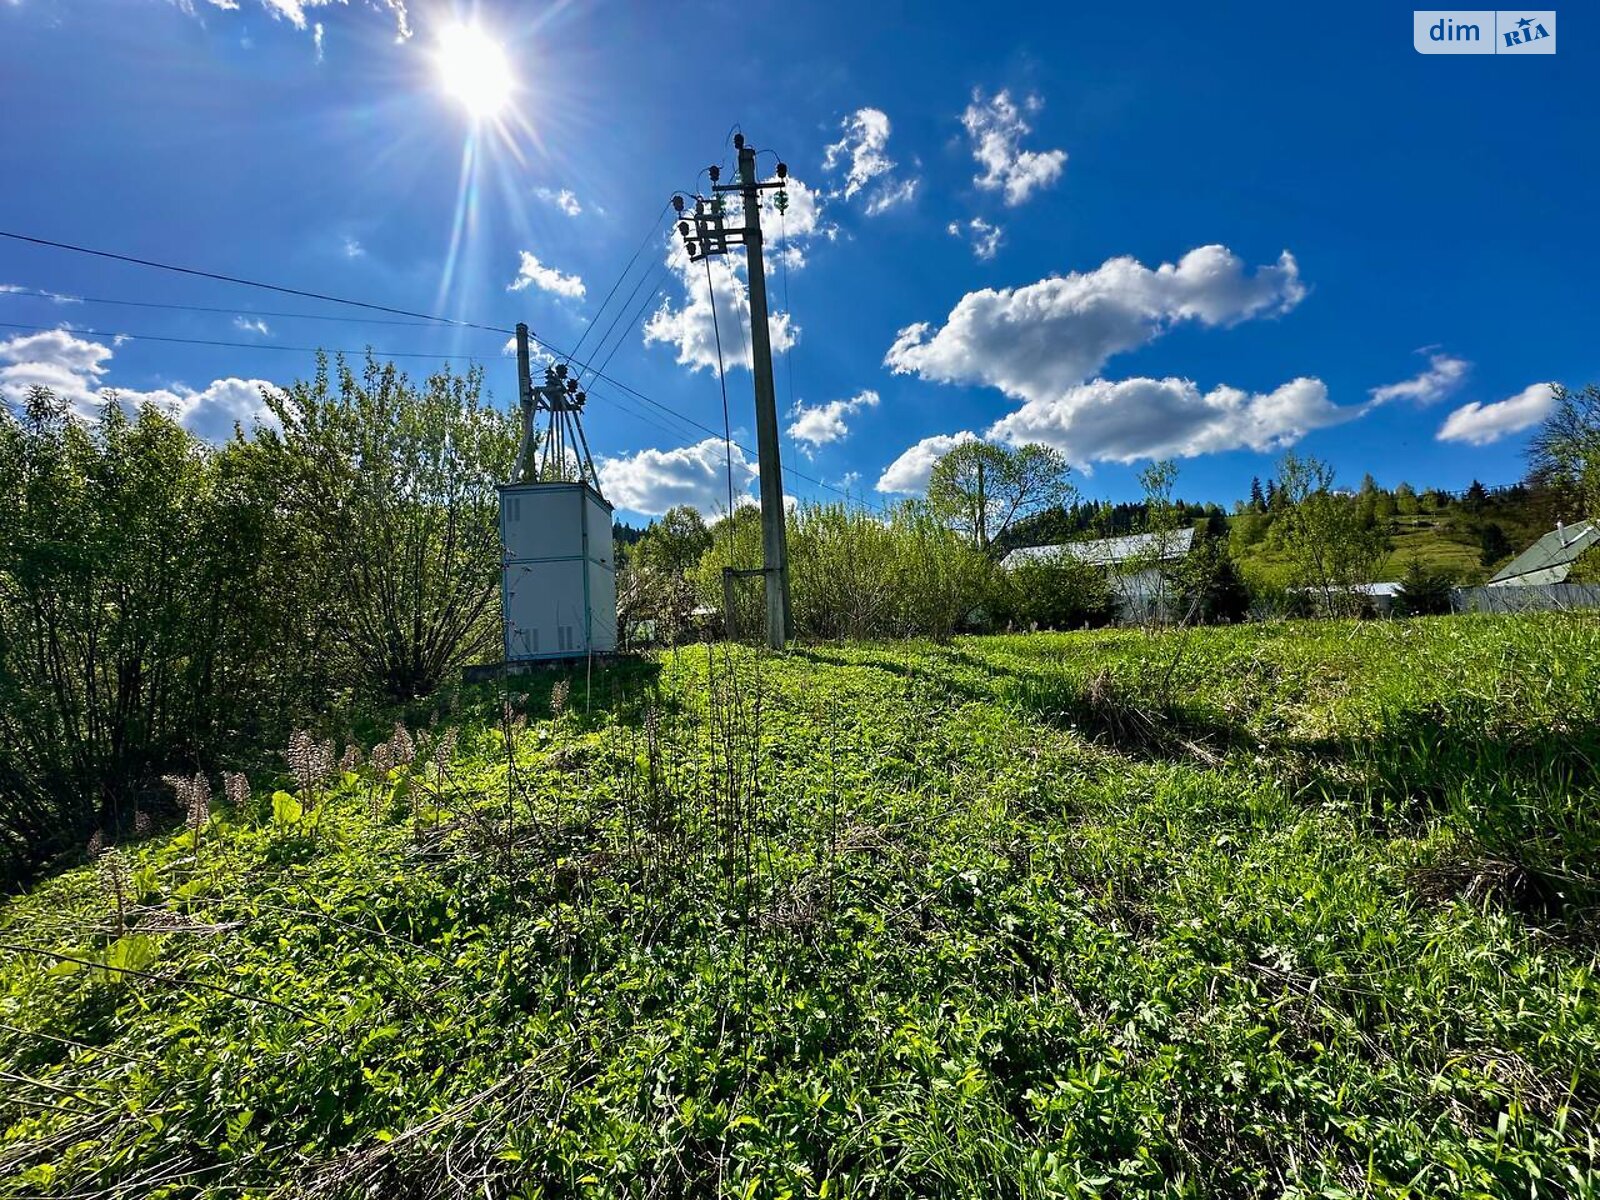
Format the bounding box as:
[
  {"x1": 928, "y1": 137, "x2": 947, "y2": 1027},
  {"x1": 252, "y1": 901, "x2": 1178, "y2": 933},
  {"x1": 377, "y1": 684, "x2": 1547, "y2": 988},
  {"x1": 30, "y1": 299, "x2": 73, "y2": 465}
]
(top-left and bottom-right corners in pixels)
[
  {"x1": 0, "y1": 391, "x2": 291, "y2": 884},
  {"x1": 0, "y1": 357, "x2": 520, "y2": 882},
  {"x1": 694, "y1": 499, "x2": 992, "y2": 642},
  {"x1": 990, "y1": 552, "x2": 1115, "y2": 630},
  {"x1": 254, "y1": 355, "x2": 519, "y2": 700}
]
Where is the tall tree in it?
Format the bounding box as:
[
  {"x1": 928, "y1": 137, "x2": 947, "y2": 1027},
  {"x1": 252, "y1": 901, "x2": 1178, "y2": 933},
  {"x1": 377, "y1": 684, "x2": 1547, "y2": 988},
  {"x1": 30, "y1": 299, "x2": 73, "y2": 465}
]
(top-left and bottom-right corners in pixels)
[
  {"x1": 1479, "y1": 522, "x2": 1513, "y2": 568},
  {"x1": 927, "y1": 440, "x2": 1076, "y2": 551},
  {"x1": 1272, "y1": 453, "x2": 1389, "y2": 617},
  {"x1": 1528, "y1": 383, "x2": 1600, "y2": 518},
  {"x1": 1249, "y1": 475, "x2": 1266, "y2": 512},
  {"x1": 633, "y1": 505, "x2": 713, "y2": 577}
]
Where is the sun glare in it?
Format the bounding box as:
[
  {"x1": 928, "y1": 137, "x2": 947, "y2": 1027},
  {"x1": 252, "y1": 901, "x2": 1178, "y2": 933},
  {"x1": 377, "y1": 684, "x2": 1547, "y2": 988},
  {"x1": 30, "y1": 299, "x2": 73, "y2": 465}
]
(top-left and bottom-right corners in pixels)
[{"x1": 435, "y1": 22, "x2": 514, "y2": 119}]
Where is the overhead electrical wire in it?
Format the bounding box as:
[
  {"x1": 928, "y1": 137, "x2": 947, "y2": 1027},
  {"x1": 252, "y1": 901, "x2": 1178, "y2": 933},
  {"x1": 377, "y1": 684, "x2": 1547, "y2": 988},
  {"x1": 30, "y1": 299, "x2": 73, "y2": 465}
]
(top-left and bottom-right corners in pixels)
[
  {"x1": 0, "y1": 230, "x2": 512, "y2": 334},
  {"x1": 0, "y1": 321, "x2": 492, "y2": 362},
  {"x1": 703, "y1": 255, "x2": 738, "y2": 517},
  {"x1": 0, "y1": 286, "x2": 439, "y2": 327},
  {"x1": 1, "y1": 228, "x2": 887, "y2": 513},
  {"x1": 560, "y1": 202, "x2": 671, "y2": 365}
]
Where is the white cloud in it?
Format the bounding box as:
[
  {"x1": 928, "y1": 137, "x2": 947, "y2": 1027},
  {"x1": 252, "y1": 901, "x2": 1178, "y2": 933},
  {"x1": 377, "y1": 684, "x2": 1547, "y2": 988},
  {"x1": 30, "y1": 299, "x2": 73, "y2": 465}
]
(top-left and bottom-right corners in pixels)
[
  {"x1": 233, "y1": 316, "x2": 272, "y2": 336},
  {"x1": 179, "y1": 0, "x2": 411, "y2": 39},
  {"x1": 961, "y1": 89, "x2": 1067, "y2": 207},
  {"x1": 786, "y1": 389, "x2": 879, "y2": 452},
  {"x1": 506, "y1": 251, "x2": 586, "y2": 300},
  {"x1": 887, "y1": 244, "x2": 1307, "y2": 398},
  {"x1": 598, "y1": 437, "x2": 757, "y2": 516},
  {"x1": 535, "y1": 187, "x2": 583, "y2": 217},
  {"x1": 987, "y1": 375, "x2": 1352, "y2": 464},
  {"x1": 1370, "y1": 352, "x2": 1470, "y2": 406},
  {"x1": 153, "y1": 378, "x2": 281, "y2": 440},
  {"x1": 875, "y1": 430, "x2": 979, "y2": 494},
  {"x1": 312, "y1": 20, "x2": 324, "y2": 59},
  {"x1": 865, "y1": 178, "x2": 918, "y2": 216},
  {"x1": 342, "y1": 236, "x2": 364, "y2": 259},
  {"x1": 0, "y1": 329, "x2": 114, "y2": 378},
  {"x1": 1437, "y1": 382, "x2": 1556, "y2": 446},
  {"x1": 644, "y1": 240, "x2": 798, "y2": 374},
  {"x1": 0, "y1": 325, "x2": 277, "y2": 437},
  {"x1": 947, "y1": 217, "x2": 1003, "y2": 261},
  {"x1": 824, "y1": 108, "x2": 919, "y2": 215}
]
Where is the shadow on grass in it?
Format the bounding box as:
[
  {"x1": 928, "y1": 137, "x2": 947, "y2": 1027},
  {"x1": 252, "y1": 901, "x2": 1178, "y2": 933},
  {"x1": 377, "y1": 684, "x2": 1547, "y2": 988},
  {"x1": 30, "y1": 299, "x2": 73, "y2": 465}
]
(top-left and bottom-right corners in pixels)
[{"x1": 1302, "y1": 706, "x2": 1600, "y2": 920}]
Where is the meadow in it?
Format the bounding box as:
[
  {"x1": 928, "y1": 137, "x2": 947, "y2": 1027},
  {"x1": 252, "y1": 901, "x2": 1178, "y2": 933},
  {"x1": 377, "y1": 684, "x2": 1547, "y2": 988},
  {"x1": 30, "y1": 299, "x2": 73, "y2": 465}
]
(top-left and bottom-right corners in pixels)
[{"x1": 2, "y1": 614, "x2": 1597, "y2": 1198}]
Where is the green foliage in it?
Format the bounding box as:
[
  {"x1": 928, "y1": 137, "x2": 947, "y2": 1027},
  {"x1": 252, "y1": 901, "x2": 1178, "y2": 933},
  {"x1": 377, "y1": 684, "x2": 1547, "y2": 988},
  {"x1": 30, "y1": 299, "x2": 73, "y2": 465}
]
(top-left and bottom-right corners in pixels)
[
  {"x1": 1393, "y1": 558, "x2": 1456, "y2": 616},
  {"x1": 1171, "y1": 532, "x2": 1251, "y2": 623},
  {"x1": 695, "y1": 500, "x2": 992, "y2": 642},
  {"x1": 619, "y1": 509, "x2": 710, "y2": 647},
  {"x1": 1270, "y1": 453, "x2": 1390, "y2": 615},
  {"x1": 990, "y1": 552, "x2": 1115, "y2": 630},
  {"x1": 1, "y1": 617, "x2": 1597, "y2": 1198},
  {"x1": 0, "y1": 358, "x2": 519, "y2": 883},
  {"x1": 1529, "y1": 382, "x2": 1600, "y2": 519},
  {"x1": 256, "y1": 355, "x2": 519, "y2": 700},
  {"x1": 632, "y1": 505, "x2": 712, "y2": 576},
  {"x1": 1480, "y1": 521, "x2": 1514, "y2": 568},
  {"x1": 0, "y1": 391, "x2": 289, "y2": 884},
  {"x1": 927, "y1": 440, "x2": 1075, "y2": 550}
]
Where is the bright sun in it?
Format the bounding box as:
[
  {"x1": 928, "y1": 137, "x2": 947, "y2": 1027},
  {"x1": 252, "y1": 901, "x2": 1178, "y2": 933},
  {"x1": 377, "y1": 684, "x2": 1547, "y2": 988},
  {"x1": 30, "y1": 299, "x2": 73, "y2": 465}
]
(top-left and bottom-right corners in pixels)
[{"x1": 435, "y1": 23, "x2": 514, "y2": 119}]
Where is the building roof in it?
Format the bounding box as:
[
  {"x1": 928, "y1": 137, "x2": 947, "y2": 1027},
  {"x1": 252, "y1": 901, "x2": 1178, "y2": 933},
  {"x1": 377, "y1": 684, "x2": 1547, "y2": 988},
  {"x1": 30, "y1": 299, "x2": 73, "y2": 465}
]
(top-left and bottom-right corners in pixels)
[
  {"x1": 1002, "y1": 526, "x2": 1196, "y2": 570},
  {"x1": 1488, "y1": 519, "x2": 1599, "y2": 585}
]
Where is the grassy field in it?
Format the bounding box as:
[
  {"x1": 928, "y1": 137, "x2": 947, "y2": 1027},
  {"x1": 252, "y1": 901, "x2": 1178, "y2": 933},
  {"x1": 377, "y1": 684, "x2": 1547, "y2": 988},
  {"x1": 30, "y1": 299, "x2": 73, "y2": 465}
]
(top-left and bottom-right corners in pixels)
[
  {"x1": 2, "y1": 616, "x2": 1598, "y2": 1198},
  {"x1": 1230, "y1": 516, "x2": 1492, "y2": 587}
]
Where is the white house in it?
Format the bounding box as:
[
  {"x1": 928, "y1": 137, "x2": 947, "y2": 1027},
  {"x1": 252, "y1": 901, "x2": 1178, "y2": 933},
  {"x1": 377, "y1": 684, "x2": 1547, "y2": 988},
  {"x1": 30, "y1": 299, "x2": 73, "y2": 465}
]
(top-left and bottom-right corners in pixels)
[{"x1": 1002, "y1": 528, "x2": 1196, "y2": 622}]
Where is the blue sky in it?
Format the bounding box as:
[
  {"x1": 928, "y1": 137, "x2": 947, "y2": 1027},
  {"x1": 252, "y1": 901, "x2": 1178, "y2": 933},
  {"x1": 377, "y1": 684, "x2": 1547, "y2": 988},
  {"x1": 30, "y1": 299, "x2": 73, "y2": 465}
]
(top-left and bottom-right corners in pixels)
[{"x1": 1, "y1": 0, "x2": 1593, "y2": 522}]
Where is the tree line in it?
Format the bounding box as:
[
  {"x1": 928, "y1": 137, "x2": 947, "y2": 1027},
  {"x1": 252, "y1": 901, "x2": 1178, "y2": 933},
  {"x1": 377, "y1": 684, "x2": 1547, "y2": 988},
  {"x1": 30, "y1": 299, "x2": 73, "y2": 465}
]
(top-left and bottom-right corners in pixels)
[
  {"x1": 0, "y1": 358, "x2": 516, "y2": 884},
  {"x1": 4, "y1": 364, "x2": 1595, "y2": 884}
]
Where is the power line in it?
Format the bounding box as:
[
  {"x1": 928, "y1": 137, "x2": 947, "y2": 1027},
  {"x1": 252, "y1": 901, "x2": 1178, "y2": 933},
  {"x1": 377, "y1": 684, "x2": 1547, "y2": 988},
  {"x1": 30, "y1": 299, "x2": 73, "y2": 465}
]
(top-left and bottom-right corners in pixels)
[
  {"x1": 0, "y1": 321, "x2": 501, "y2": 363},
  {"x1": 0, "y1": 230, "x2": 512, "y2": 334},
  {"x1": 562, "y1": 203, "x2": 670, "y2": 365},
  {"x1": 0, "y1": 287, "x2": 440, "y2": 327},
  {"x1": 2, "y1": 229, "x2": 882, "y2": 511}
]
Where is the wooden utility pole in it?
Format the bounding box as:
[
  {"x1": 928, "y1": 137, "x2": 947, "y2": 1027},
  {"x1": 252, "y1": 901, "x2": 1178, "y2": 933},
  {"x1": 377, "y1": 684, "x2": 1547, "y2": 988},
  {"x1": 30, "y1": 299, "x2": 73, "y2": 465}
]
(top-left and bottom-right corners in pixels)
[{"x1": 674, "y1": 131, "x2": 793, "y2": 648}]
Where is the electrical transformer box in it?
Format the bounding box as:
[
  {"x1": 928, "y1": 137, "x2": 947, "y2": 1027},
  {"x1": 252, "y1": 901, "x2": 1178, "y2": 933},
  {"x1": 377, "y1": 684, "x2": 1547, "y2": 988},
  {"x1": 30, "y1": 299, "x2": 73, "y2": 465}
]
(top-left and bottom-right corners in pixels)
[{"x1": 498, "y1": 482, "x2": 617, "y2": 661}]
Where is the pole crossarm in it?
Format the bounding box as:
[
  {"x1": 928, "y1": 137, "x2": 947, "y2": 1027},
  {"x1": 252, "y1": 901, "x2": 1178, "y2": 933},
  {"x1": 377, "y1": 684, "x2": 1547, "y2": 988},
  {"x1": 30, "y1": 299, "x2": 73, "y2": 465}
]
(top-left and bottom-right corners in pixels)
[{"x1": 673, "y1": 157, "x2": 791, "y2": 266}]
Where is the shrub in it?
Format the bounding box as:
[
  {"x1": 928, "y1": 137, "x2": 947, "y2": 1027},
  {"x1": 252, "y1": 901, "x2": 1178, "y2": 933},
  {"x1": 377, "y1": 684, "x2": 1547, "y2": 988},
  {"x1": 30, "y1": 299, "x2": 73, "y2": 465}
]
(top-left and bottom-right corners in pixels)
[
  {"x1": 990, "y1": 553, "x2": 1115, "y2": 630},
  {"x1": 1393, "y1": 558, "x2": 1455, "y2": 616}
]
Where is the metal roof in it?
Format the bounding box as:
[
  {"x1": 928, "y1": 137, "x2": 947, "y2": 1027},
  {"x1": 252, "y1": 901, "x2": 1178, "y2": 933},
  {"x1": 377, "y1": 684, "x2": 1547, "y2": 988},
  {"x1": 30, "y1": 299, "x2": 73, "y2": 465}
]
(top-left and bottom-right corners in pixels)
[
  {"x1": 1488, "y1": 520, "x2": 1599, "y2": 585},
  {"x1": 1002, "y1": 526, "x2": 1196, "y2": 570}
]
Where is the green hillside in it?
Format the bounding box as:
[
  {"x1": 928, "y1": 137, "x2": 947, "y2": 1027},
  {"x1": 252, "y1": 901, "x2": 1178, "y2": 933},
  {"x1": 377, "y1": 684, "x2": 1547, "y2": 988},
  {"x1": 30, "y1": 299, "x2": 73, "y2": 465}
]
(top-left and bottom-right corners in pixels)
[
  {"x1": 1227, "y1": 484, "x2": 1580, "y2": 588},
  {"x1": 3, "y1": 616, "x2": 1598, "y2": 1198}
]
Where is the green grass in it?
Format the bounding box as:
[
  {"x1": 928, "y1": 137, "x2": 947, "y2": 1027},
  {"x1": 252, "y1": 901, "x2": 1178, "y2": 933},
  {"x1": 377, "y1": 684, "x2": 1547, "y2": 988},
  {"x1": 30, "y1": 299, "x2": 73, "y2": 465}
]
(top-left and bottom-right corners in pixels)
[{"x1": 3, "y1": 616, "x2": 1598, "y2": 1198}]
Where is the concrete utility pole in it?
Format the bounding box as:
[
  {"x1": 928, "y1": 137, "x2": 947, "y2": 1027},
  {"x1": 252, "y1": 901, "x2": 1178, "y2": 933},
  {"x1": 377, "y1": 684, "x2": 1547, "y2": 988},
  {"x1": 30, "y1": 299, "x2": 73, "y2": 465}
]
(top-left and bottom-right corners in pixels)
[
  {"x1": 512, "y1": 322, "x2": 536, "y2": 482},
  {"x1": 673, "y1": 132, "x2": 793, "y2": 648}
]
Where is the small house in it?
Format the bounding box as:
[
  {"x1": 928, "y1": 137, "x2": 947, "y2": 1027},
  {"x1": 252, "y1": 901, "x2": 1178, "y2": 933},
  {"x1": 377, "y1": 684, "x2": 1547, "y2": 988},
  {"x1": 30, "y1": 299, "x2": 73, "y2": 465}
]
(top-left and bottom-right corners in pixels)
[{"x1": 1002, "y1": 528, "x2": 1196, "y2": 623}]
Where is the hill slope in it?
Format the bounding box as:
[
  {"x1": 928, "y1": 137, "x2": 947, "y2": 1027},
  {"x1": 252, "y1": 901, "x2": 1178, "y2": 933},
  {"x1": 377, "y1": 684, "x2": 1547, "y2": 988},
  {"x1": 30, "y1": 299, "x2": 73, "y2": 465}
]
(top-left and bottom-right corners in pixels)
[{"x1": 3, "y1": 617, "x2": 1598, "y2": 1197}]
